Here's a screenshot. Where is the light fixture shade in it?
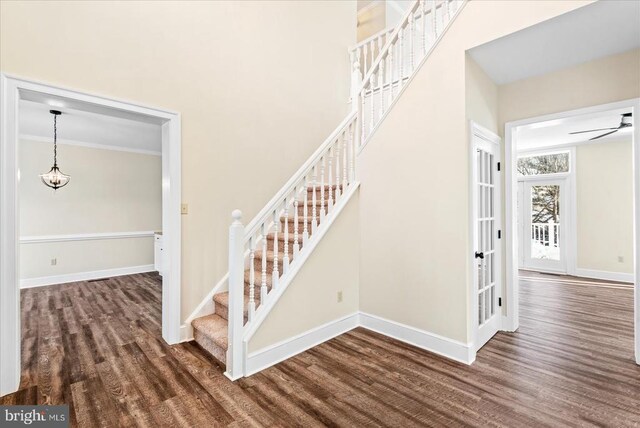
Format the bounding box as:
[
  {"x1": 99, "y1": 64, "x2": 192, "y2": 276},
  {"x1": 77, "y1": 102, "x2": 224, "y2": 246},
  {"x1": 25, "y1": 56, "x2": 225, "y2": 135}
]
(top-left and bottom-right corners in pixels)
[{"x1": 39, "y1": 165, "x2": 70, "y2": 190}]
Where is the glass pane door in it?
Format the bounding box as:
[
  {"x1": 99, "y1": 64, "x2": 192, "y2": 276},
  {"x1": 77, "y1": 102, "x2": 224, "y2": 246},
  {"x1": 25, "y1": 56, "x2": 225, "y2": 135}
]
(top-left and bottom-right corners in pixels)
[
  {"x1": 530, "y1": 185, "x2": 560, "y2": 261},
  {"x1": 522, "y1": 179, "x2": 566, "y2": 273}
]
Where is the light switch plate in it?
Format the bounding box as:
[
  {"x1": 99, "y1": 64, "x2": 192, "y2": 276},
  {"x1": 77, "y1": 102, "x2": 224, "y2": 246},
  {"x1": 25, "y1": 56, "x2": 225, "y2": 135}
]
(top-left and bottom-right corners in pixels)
[{"x1": 181, "y1": 203, "x2": 189, "y2": 215}]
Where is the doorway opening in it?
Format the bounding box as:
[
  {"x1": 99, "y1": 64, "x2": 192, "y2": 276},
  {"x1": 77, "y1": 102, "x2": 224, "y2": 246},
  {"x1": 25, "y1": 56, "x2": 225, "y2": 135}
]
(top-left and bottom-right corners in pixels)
[
  {"x1": 0, "y1": 75, "x2": 182, "y2": 396},
  {"x1": 505, "y1": 99, "x2": 640, "y2": 364}
]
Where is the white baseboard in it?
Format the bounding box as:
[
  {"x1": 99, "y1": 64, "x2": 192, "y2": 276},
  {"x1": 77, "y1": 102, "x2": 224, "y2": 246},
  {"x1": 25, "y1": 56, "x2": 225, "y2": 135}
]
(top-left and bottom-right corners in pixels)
[
  {"x1": 574, "y1": 268, "x2": 634, "y2": 284},
  {"x1": 359, "y1": 312, "x2": 475, "y2": 365},
  {"x1": 180, "y1": 324, "x2": 193, "y2": 343},
  {"x1": 243, "y1": 311, "x2": 474, "y2": 378},
  {"x1": 244, "y1": 312, "x2": 359, "y2": 376},
  {"x1": 20, "y1": 264, "x2": 155, "y2": 288}
]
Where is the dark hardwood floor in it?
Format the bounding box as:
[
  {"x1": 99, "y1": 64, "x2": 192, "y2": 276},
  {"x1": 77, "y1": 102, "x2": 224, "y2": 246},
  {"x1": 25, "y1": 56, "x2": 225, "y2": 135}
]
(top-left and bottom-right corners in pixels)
[{"x1": 1, "y1": 272, "x2": 638, "y2": 427}]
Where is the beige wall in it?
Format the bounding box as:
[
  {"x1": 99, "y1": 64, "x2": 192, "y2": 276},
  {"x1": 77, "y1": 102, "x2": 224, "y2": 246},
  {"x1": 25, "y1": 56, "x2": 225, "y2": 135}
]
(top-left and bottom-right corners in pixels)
[
  {"x1": 498, "y1": 49, "x2": 640, "y2": 131},
  {"x1": 1, "y1": 1, "x2": 356, "y2": 320},
  {"x1": 576, "y1": 140, "x2": 634, "y2": 274},
  {"x1": 358, "y1": 0, "x2": 593, "y2": 344},
  {"x1": 466, "y1": 54, "x2": 499, "y2": 135},
  {"x1": 248, "y1": 192, "x2": 360, "y2": 353},
  {"x1": 18, "y1": 139, "x2": 161, "y2": 279}
]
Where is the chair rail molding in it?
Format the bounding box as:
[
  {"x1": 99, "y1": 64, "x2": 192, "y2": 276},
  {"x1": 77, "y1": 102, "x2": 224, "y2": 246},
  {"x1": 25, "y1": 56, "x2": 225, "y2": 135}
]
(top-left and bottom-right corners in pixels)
[{"x1": 20, "y1": 231, "x2": 156, "y2": 244}]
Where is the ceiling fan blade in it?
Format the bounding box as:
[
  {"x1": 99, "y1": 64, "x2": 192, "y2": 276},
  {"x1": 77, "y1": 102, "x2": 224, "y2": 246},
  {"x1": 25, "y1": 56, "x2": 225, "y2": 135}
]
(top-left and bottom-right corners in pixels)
[
  {"x1": 569, "y1": 127, "x2": 618, "y2": 135},
  {"x1": 589, "y1": 130, "x2": 618, "y2": 140}
]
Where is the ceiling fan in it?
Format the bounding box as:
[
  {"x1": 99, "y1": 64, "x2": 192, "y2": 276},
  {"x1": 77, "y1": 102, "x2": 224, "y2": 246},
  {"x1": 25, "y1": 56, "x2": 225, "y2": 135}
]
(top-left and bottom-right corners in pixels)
[{"x1": 569, "y1": 112, "x2": 633, "y2": 140}]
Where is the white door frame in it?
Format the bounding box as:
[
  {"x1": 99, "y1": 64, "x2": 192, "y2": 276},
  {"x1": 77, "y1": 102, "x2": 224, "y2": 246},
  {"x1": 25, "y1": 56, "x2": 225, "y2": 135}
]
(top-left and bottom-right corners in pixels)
[
  {"x1": 0, "y1": 74, "x2": 182, "y2": 395},
  {"x1": 504, "y1": 98, "x2": 640, "y2": 365},
  {"x1": 469, "y1": 121, "x2": 502, "y2": 353}
]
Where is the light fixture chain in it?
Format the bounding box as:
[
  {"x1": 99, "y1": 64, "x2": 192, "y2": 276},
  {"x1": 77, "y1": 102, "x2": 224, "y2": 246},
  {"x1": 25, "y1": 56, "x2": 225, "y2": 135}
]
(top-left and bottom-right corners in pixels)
[{"x1": 53, "y1": 113, "x2": 58, "y2": 167}]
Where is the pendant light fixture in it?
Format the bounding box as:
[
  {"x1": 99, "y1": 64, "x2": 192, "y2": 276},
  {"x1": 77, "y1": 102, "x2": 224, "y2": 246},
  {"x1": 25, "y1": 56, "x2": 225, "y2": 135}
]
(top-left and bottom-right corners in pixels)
[{"x1": 40, "y1": 110, "x2": 70, "y2": 190}]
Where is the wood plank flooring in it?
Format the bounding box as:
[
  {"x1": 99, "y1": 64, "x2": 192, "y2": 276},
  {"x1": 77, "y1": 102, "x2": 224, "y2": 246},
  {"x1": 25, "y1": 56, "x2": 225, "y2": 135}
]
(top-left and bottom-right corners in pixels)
[{"x1": 1, "y1": 272, "x2": 639, "y2": 427}]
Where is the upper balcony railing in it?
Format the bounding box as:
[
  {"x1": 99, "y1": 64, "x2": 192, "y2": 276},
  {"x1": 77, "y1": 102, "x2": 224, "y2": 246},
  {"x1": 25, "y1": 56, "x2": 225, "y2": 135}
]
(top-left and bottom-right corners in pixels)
[
  {"x1": 355, "y1": 0, "x2": 464, "y2": 148},
  {"x1": 349, "y1": 28, "x2": 395, "y2": 88}
]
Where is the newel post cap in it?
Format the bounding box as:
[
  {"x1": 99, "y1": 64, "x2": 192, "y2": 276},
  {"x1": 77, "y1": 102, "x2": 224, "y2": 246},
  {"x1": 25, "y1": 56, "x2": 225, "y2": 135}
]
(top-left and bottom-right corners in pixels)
[{"x1": 231, "y1": 209, "x2": 243, "y2": 222}]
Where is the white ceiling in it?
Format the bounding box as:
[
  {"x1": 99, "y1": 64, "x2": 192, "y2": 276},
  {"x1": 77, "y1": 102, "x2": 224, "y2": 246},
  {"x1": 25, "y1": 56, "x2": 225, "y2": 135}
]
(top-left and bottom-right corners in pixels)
[
  {"x1": 19, "y1": 95, "x2": 162, "y2": 155},
  {"x1": 516, "y1": 107, "x2": 633, "y2": 152},
  {"x1": 468, "y1": 0, "x2": 640, "y2": 85}
]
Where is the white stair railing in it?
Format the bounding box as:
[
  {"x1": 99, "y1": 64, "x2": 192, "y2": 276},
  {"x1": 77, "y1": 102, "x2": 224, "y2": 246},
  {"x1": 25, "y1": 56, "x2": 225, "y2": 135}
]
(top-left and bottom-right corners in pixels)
[
  {"x1": 357, "y1": 0, "x2": 464, "y2": 148},
  {"x1": 226, "y1": 112, "x2": 358, "y2": 379},
  {"x1": 349, "y1": 27, "x2": 395, "y2": 94}
]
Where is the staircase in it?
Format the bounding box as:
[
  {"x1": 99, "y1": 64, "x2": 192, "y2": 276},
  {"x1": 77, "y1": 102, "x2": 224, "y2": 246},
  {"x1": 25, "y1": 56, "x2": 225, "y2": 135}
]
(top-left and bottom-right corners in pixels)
[
  {"x1": 190, "y1": 0, "x2": 464, "y2": 380},
  {"x1": 191, "y1": 185, "x2": 339, "y2": 366}
]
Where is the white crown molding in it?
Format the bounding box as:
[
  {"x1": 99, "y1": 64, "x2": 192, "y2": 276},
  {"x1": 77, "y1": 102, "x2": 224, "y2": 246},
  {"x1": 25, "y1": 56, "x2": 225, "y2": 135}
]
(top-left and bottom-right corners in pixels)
[
  {"x1": 20, "y1": 264, "x2": 155, "y2": 288},
  {"x1": 20, "y1": 134, "x2": 162, "y2": 156},
  {"x1": 20, "y1": 231, "x2": 156, "y2": 244}
]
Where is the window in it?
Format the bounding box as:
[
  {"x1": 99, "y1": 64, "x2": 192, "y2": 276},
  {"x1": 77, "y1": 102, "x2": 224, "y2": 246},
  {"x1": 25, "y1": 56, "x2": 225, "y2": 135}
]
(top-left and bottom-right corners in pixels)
[{"x1": 517, "y1": 152, "x2": 569, "y2": 176}]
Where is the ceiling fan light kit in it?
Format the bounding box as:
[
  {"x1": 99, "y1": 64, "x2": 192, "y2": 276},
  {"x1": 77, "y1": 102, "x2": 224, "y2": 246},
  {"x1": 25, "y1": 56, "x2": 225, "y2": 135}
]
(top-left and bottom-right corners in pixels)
[{"x1": 568, "y1": 112, "x2": 633, "y2": 140}]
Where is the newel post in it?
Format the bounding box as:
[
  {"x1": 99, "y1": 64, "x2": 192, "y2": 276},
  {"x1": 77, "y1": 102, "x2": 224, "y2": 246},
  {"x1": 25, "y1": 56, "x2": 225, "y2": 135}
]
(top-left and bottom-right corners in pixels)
[{"x1": 227, "y1": 209, "x2": 244, "y2": 379}]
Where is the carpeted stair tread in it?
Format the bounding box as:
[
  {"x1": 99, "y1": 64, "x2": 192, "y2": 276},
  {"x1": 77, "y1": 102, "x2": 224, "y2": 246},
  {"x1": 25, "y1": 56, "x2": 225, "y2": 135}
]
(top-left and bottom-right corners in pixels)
[
  {"x1": 213, "y1": 292, "x2": 251, "y2": 322},
  {"x1": 191, "y1": 314, "x2": 228, "y2": 364}
]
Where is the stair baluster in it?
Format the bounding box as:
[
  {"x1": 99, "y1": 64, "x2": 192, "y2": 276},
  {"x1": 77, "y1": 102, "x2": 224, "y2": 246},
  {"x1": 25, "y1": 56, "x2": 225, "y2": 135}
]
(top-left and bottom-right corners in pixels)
[
  {"x1": 409, "y1": 12, "x2": 415, "y2": 72},
  {"x1": 303, "y1": 174, "x2": 309, "y2": 244},
  {"x1": 261, "y1": 223, "x2": 268, "y2": 303},
  {"x1": 335, "y1": 140, "x2": 341, "y2": 200},
  {"x1": 293, "y1": 186, "x2": 300, "y2": 258},
  {"x1": 349, "y1": 123, "x2": 355, "y2": 183},
  {"x1": 248, "y1": 236, "x2": 256, "y2": 322},
  {"x1": 283, "y1": 197, "x2": 290, "y2": 273},
  {"x1": 432, "y1": 0, "x2": 438, "y2": 39},
  {"x1": 320, "y1": 155, "x2": 326, "y2": 220},
  {"x1": 328, "y1": 147, "x2": 334, "y2": 210},
  {"x1": 421, "y1": 0, "x2": 427, "y2": 55},
  {"x1": 343, "y1": 131, "x2": 348, "y2": 191},
  {"x1": 312, "y1": 165, "x2": 318, "y2": 233},
  {"x1": 272, "y1": 210, "x2": 279, "y2": 288}
]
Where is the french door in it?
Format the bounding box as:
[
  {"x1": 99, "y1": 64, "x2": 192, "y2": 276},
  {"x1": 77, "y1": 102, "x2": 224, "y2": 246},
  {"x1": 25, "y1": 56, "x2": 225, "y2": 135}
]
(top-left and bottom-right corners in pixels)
[
  {"x1": 472, "y1": 128, "x2": 502, "y2": 351},
  {"x1": 519, "y1": 178, "x2": 567, "y2": 273}
]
